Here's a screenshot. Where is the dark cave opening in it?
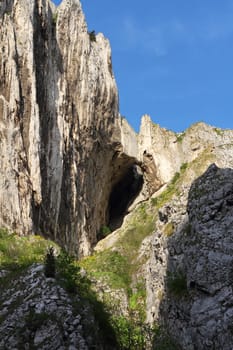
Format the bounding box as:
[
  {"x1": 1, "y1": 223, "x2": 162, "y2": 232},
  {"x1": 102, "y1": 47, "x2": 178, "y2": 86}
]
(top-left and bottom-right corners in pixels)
[{"x1": 108, "y1": 165, "x2": 144, "y2": 231}]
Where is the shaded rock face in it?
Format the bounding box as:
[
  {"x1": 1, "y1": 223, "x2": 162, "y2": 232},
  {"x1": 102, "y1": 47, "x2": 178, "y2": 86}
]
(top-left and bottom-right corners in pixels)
[
  {"x1": 0, "y1": 0, "x2": 140, "y2": 256},
  {"x1": 147, "y1": 164, "x2": 233, "y2": 350}
]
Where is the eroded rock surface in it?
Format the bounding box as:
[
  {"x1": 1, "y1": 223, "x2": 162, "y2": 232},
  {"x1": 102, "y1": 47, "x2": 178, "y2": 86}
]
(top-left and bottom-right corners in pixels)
[
  {"x1": 0, "y1": 0, "x2": 139, "y2": 256},
  {"x1": 0, "y1": 264, "x2": 108, "y2": 350},
  {"x1": 147, "y1": 162, "x2": 233, "y2": 349}
]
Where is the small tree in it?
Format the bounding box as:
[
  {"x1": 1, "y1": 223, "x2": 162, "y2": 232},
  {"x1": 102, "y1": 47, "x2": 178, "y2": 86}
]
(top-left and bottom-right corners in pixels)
[
  {"x1": 44, "y1": 246, "x2": 56, "y2": 278},
  {"x1": 88, "y1": 30, "x2": 96, "y2": 42}
]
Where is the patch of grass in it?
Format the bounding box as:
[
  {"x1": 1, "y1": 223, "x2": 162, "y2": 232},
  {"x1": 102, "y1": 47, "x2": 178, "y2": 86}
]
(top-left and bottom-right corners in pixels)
[
  {"x1": 0, "y1": 228, "x2": 57, "y2": 270},
  {"x1": 80, "y1": 202, "x2": 156, "y2": 347},
  {"x1": 176, "y1": 132, "x2": 185, "y2": 143},
  {"x1": 180, "y1": 162, "x2": 188, "y2": 172},
  {"x1": 151, "y1": 176, "x2": 179, "y2": 209},
  {"x1": 214, "y1": 127, "x2": 223, "y2": 136},
  {"x1": 82, "y1": 201, "x2": 155, "y2": 291},
  {"x1": 151, "y1": 162, "x2": 189, "y2": 209},
  {"x1": 81, "y1": 250, "x2": 131, "y2": 290},
  {"x1": 119, "y1": 219, "x2": 154, "y2": 260},
  {"x1": 167, "y1": 271, "x2": 187, "y2": 297},
  {"x1": 189, "y1": 147, "x2": 215, "y2": 177},
  {"x1": 129, "y1": 281, "x2": 147, "y2": 321},
  {"x1": 163, "y1": 222, "x2": 174, "y2": 237}
]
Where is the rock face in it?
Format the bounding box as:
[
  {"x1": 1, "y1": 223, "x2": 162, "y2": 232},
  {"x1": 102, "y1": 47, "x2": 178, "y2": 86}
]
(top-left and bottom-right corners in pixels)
[
  {"x1": 146, "y1": 160, "x2": 233, "y2": 348},
  {"x1": 0, "y1": 264, "x2": 112, "y2": 350},
  {"x1": 0, "y1": 0, "x2": 140, "y2": 256},
  {"x1": 93, "y1": 122, "x2": 233, "y2": 349}
]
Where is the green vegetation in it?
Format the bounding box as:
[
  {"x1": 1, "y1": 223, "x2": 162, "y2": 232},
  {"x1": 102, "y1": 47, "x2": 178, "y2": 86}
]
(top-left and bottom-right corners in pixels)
[
  {"x1": 189, "y1": 147, "x2": 215, "y2": 177},
  {"x1": 214, "y1": 127, "x2": 223, "y2": 136},
  {"x1": 0, "y1": 228, "x2": 57, "y2": 270},
  {"x1": 80, "y1": 203, "x2": 155, "y2": 350},
  {"x1": 167, "y1": 271, "x2": 187, "y2": 297},
  {"x1": 163, "y1": 222, "x2": 174, "y2": 237},
  {"x1": 97, "y1": 225, "x2": 111, "y2": 240},
  {"x1": 151, "y1": 163, "x2": 188, "y2": 209},
  {"x1": 80, "y1": 201, "x2": 156, "y2": 347},
  {"x1": 81, "y1": 250, "x2": 130, "y2": 290},
  {"x1": 52, "y1": 12, "x2": 58, "y2": 25},
  {"x1": 176, "y1": 132, "x2": 185, "y2": 143},
  {"x1": 110, "y1": 318, "x2": 180, "y2": 350},
  {"x1": 111, "y1": 316, "x2": 150, "y2": 349},
  {"x1": 180, "y1": 162, "x2": 188, "y2": 172},
  {"x1": 55, "y1": 250, "x2": 118, "y2": 347},
  {"x1": 81, "y1": 202, "x2": 155, "y2": 292},
  {"x1": 44, "y1": 246, "x2": 56, "y2": 278},
  {"x1": 88, "y1": 30, "x2": 96, "y2": 42}
]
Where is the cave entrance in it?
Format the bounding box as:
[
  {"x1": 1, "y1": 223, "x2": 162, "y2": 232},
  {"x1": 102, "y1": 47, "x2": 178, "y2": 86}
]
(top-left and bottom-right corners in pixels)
[{"x1": 108, "y1": 165, "x2": 143, "y2": 231}]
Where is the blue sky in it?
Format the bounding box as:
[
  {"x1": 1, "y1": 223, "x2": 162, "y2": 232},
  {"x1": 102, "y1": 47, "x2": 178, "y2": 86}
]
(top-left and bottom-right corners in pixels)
[{"x1": 54, "y1": 0, "x2": 233, "y2": 133}]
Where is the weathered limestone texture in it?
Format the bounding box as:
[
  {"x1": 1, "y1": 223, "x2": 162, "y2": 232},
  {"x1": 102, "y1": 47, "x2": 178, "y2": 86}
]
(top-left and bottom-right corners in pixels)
[
  {"x1": 0, "y1": 263, "x2": 112, "y2": 349},
  {"x1": 0, "y1": 0, "x2": 133, "y2": 256},
  {"x1": 146, "y1": 159, "x2": 233, "y2": 349}
]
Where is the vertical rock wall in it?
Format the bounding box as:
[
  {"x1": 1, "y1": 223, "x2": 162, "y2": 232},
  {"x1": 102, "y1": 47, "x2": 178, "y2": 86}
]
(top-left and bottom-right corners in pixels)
[{"x1": 0, "y1": 0, "x2": 134, "y2": 256}]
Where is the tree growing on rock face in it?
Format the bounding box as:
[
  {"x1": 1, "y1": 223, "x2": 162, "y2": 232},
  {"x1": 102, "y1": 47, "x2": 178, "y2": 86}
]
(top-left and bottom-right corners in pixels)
[{"x1": 44, "y1": 246, "x2": 56, "y2": 278}]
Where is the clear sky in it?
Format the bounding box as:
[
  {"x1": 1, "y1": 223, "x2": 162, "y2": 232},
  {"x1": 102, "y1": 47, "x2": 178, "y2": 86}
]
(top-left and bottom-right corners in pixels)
[{"x1": 54, "y1": 0, "x2": 233, "y2": 133}]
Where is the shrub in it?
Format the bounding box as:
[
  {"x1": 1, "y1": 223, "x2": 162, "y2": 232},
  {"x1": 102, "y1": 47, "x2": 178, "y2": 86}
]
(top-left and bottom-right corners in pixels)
[
  {"x1": 176, "y1": 132, "x2": 185, "y2": 143},
  {"x1": 88, "y1": 30, "x2": 96, "y2": 42},
  {"x1": 214, "y1": 127, "x2": 223, "y2": 136},
  {"x1": 98, "y1": 225, "x2": 111, "y2": 240},
  {"x1": 56, "y1": 251, "x2": 81, "y2": 293},
  {"x1": 52, "y1": 12, "x2": 58, "y2": 25},
  {"x1": 44, "y1": 246, "x2": 56, "y2": 278},
  {"x1": 180, "y1": 162, "x2": 188, "y2": 172}
]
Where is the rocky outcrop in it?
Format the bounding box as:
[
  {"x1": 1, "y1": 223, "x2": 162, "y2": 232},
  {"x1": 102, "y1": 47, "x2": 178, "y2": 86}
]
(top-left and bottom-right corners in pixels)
[
  {"x1": 0, "y1": 263, "x2": 114, "y2": 349},
  {"x1": 0, "y1": 0, "x2": 141, "y2": 256},
  {"x1": 92, "y1": 131, "x2": 233, "y2": 349},
  {"x1": 147, "y1": 161, "x2": 233, "y2": 349}
]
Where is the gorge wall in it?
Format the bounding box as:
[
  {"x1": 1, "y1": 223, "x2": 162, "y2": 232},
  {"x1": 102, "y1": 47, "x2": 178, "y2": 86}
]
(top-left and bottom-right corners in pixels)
[
  {"x1": 0, "y1": 0, "x2": 145, "y2": 256},
  {"x1": 1, "y1": 0, "x2": 198, "y2": 257}
]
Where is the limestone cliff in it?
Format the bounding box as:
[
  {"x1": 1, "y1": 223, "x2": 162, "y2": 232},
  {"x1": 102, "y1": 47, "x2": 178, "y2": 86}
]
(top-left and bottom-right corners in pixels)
[{"x1": 0, "y1": 0, "x2": 140, "y2": 257}]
